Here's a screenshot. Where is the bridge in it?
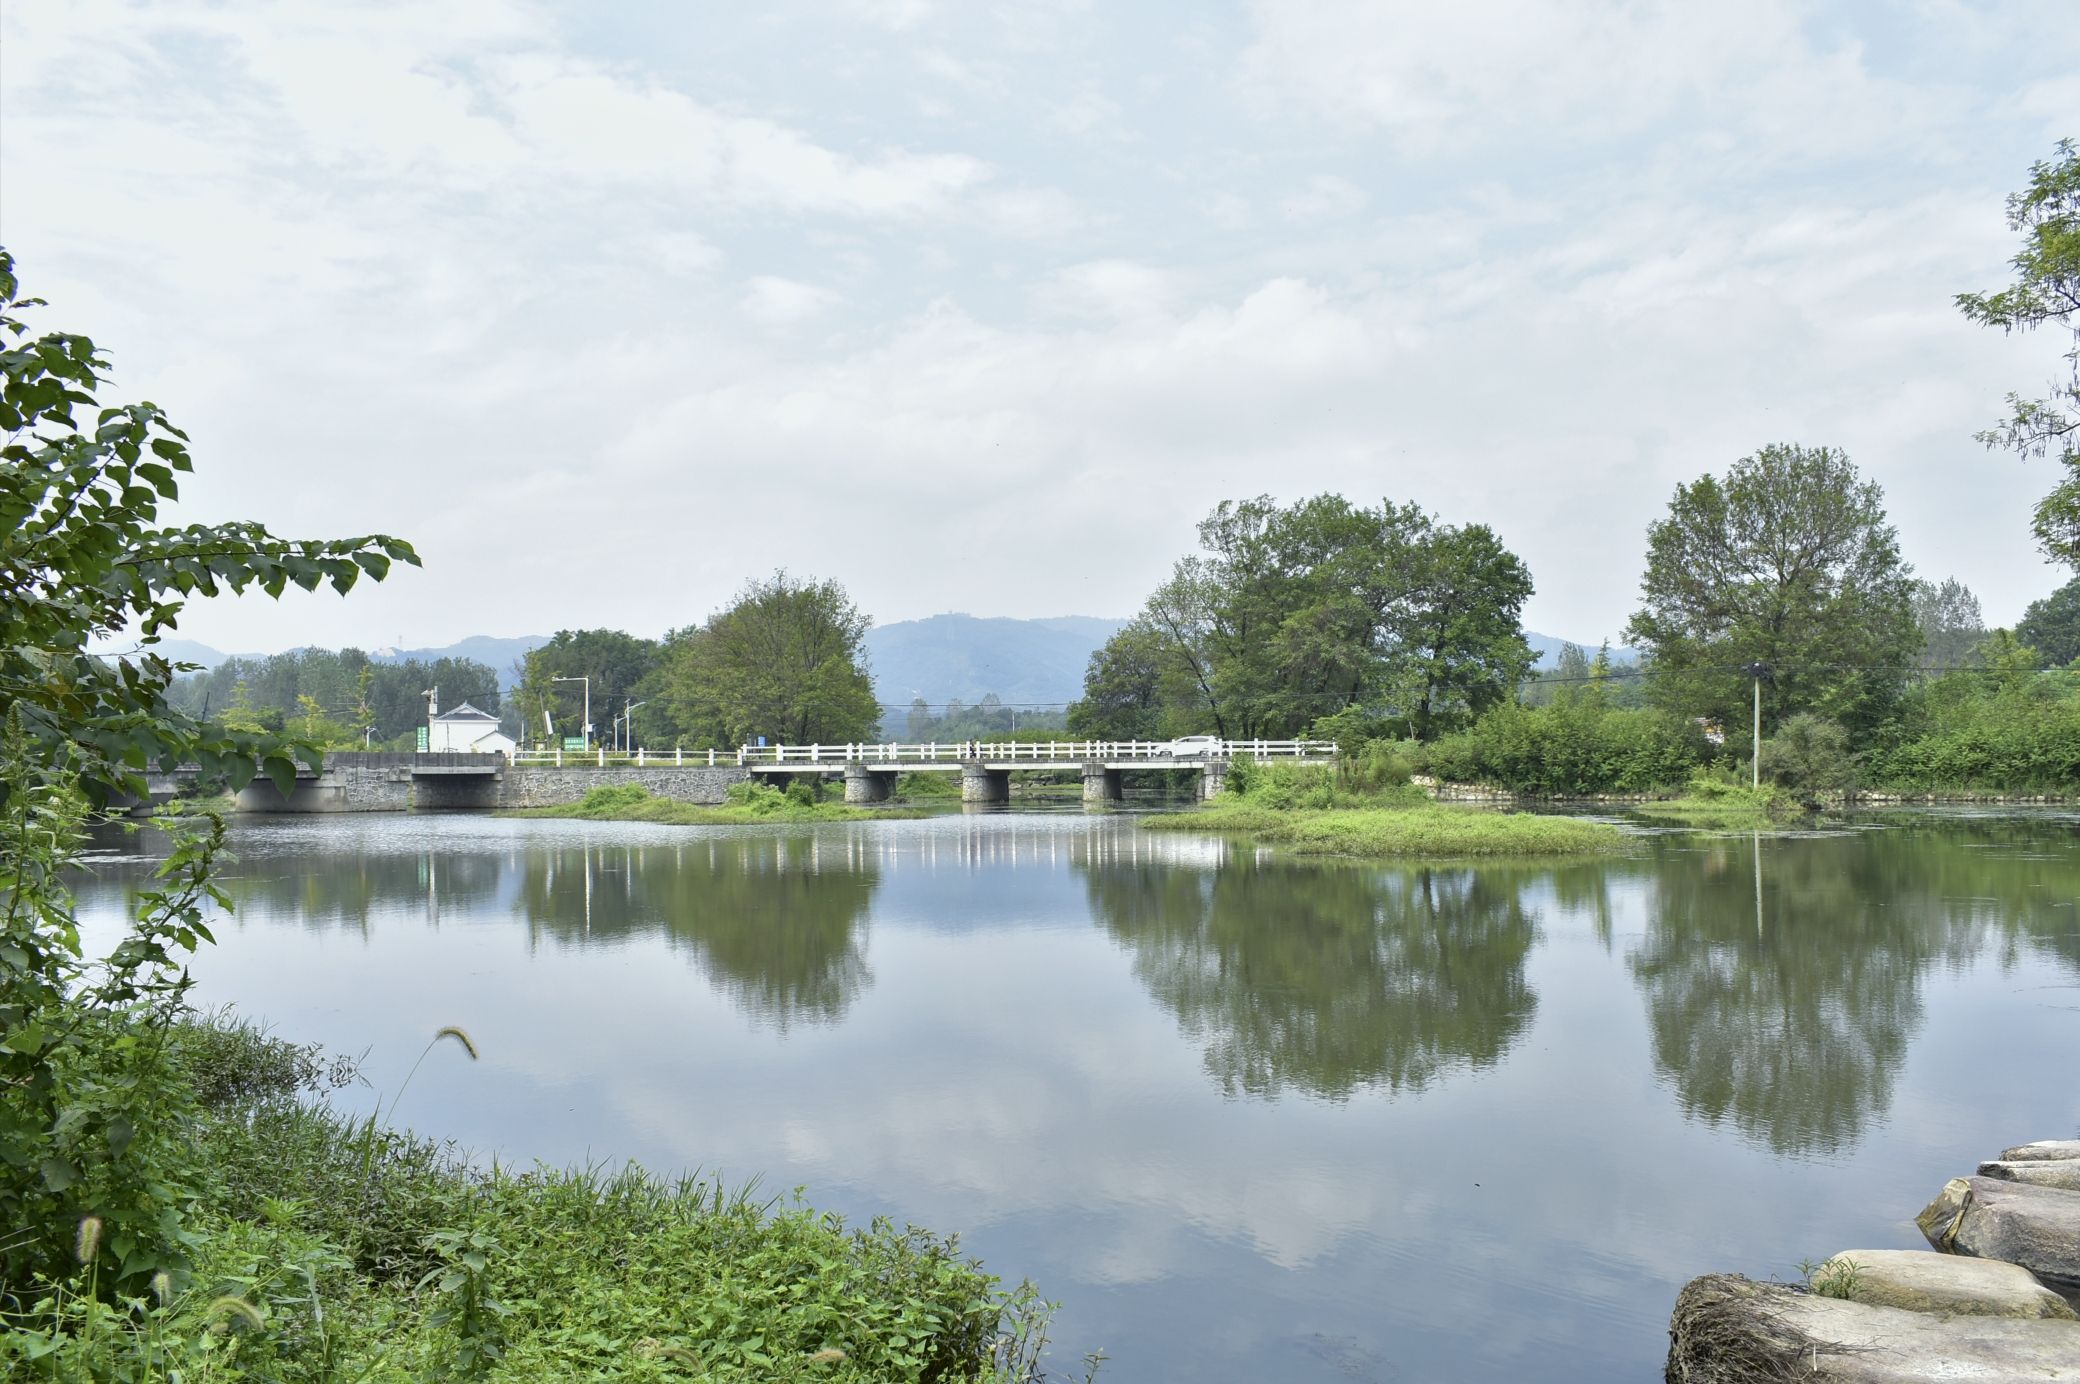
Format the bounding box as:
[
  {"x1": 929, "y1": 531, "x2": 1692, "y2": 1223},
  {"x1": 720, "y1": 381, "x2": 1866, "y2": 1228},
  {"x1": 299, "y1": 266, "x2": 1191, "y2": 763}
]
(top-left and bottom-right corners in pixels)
[
  {"x1": 513, "y1": 738, "x2": 1338, "y2": 804},
  {"x1": 144, "y1": 740, "x2": 1336, "y2": 812}
]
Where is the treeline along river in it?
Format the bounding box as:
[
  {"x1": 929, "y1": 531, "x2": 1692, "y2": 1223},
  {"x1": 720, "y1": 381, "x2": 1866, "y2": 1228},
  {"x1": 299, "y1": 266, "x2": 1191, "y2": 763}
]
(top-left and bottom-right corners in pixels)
[{"x1": 73, "y1": 809, "x2": 2080, "y2": 1382}]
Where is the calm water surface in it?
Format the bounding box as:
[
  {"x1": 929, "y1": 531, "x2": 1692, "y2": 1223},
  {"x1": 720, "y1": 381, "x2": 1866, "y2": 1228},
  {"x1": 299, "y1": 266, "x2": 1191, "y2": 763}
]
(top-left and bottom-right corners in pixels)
[{"x1": 74, "y1": 809, "x2": 2080, "y2": 1382}]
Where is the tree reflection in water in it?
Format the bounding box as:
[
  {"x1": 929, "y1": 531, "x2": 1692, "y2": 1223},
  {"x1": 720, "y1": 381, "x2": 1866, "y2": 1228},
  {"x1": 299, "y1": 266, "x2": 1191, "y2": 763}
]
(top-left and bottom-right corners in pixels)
[
  {"x1": 516, "y1": 836, "x2": 879, "y2": 1030},
  {"x1": 1627, "y1": 815, "x2": 2080, "y2": 1157},
  {"x1": 1083, "y1": 855, "x2": 1538, "y2": 1101}
]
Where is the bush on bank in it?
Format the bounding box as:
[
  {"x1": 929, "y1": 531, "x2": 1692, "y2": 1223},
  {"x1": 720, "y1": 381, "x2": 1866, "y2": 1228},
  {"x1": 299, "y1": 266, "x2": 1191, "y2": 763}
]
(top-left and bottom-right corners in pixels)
[
  {"x1": 1866, "y1": 657, "x2": 2080, "y2": 792},
  {"x1": 2, "y1": 1014, "x2": 1054, "y2": 1383},
  {"x1": 1415, "y1": 699, "x2": 1711, "y2": 797}
]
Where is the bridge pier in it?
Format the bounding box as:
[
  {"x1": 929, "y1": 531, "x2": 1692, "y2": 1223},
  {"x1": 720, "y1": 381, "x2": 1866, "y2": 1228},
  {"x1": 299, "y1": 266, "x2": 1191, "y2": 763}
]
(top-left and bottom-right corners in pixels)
[
  {"x1": 1081, "y1": 763, "x2": 1124, "y2": 806},
  {"x1": 960, "y1": 762, "x2": 1011, "y2": 804},
  {"x1": 1199, "y1": 761, "x2": 1230, "y2": 799},
  {"x1": 844, "y1": 764, "x2": 893, "y2": 805}
]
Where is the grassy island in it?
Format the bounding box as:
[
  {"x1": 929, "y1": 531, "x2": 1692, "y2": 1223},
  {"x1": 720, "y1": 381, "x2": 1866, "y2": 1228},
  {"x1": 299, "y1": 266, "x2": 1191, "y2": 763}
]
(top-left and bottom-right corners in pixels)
[
  {"x1": 1143, "y1": 759, "x2": 1626, "y2": 858},
  {"x1": 506, "y1": 781, "x2": 928, "y2": 826}
]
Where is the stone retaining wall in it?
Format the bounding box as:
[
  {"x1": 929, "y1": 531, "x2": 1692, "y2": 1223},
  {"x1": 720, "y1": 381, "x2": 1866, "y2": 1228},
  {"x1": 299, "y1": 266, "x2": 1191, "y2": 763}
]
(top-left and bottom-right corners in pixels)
[{"x1": 495, "y1": 764, "x2": 751, "y2": 808}]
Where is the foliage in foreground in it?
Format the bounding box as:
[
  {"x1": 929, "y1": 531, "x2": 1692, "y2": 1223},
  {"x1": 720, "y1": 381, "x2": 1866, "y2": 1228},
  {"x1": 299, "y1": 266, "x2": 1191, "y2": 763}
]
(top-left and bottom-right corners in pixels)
[
  {"x1": 2, "y1": 246, "x2": 417, "y2": 1299},
  {"x1": 1958, "y1": 137, "x2": 2079, "y2": 567},
  {"x1": 507, "y1": 780, "x2": 923, "y2": 824},
  {"x1": 2, "y1": 1016, "x2": 1055, "y2": 1383},
  {"x1": 1144, "y1": 761, "x2": 1624, "y2": 858}
]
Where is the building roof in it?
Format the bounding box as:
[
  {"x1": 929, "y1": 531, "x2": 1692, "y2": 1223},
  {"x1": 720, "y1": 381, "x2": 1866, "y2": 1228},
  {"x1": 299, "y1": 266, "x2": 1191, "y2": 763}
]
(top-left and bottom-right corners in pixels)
[{"x1": 432, "y1": 701, "x2": 499, "y2": 722}]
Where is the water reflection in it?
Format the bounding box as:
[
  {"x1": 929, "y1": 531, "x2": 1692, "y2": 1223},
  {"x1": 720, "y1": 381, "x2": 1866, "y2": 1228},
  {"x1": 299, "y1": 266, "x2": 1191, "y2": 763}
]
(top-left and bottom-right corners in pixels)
[
  {"x1": 1084, "y1": 856, "x2": 1538, "y2": 1101},
  {"x1": 79, "y1": 828, "x2": 882, "y2": 1031},
  {"x1": 514, "y1": 837, "x2": 878, "y2": 1029},
  {"x1": 1626, "y1": 816, "x2": 2080, "y2": 1156}
]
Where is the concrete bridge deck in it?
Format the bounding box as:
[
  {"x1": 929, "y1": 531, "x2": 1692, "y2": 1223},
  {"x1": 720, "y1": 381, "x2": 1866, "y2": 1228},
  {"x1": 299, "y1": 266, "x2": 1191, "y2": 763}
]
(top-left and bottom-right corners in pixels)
[{"x1": 150, "y1": 741, "x2": 1334, "y2": 812}]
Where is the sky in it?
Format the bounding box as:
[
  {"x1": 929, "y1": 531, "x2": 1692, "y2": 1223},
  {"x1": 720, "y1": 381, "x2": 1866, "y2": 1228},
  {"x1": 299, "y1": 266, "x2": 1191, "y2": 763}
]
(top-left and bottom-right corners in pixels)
[{"x1": 5, "y1": 0, "x2": 2078, "y2": 654}]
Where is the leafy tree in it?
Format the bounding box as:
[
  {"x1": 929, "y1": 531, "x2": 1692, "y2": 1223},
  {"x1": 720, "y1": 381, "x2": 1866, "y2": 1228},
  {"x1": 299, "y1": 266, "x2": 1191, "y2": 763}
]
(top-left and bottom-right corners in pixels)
[
  {"x1": 1958, "y1": 139, "x2": 2080, "y2": 565},
  {"x1": 517, "y1": 628, "x2": 661, "y2": 747},
  {"x1": 1066, "y1": 620, "x2": 1174, "y2": 740},
  {"x1": 1627, "y1": 444, "x2": 1918, "y2": 740},
  {"x1": 2017, "y1": 576, "x2": 2080, "y2": 666},
  {"x1": 169, "y1": 649, "x2": 499, "y2": 746},
  {"x1": 1105, "y1": 494, "x2": 1532, "y2": 741},
  {"x1": 656, "y1": 571, "x2": 879, "y2": 746},
  {"x1": 1909, "y1": 577, "x2": 1986, "y2": 676},
  {"x1": 0, "y1": 248, "x2": 414, "y2": 1290},
  {"x1": 1397, "y1": 522, "x2": 1535, "y2": 739}
]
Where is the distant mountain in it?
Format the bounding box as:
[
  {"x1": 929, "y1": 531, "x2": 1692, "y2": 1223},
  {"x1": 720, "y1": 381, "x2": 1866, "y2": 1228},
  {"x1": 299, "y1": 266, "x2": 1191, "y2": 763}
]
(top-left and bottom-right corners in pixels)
[
  {"x1": 115, "y1": 624, "x2": 1625, "y2": 706},
  {"x1": 1524, "y1": 632, "x2": 1640, "y2": 667},
  {"x1": 370, "y1": 636, "x2": 549, "y2": 691},
  {"x1": 863, "y1": 614, "x2": 1128, "y2": 708}
]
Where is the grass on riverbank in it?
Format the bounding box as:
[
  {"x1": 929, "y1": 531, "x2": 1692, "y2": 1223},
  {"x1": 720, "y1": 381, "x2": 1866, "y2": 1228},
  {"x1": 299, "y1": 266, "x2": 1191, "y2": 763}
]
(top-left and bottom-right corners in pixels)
[
  {"x1": 1628, "y1": 775, "x2": 1789, "y2": 830},
  {"x1": 1143, "y1": 761, "x2": 1625, "y2": 858},
  {"x1": 2, "y1": 1015, "x2": 1053, "y2": 1382},
  {"x1": 508, "y1": 781, "x2": 927, "y2": 825}
]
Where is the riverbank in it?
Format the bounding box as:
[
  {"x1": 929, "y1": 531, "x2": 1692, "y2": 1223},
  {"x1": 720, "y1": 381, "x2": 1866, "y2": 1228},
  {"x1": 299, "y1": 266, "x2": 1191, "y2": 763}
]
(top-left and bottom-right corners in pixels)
[
  {"x1": 506, "y1": 781, "x2": 929, "y2": 825},
  {"x1": 1, "y1": 1014, "x2": 1051, "y2": 1381}
]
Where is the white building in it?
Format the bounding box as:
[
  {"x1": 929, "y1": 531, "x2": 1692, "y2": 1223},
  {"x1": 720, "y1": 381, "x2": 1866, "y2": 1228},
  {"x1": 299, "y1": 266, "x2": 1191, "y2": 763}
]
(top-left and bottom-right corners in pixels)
[{"x1": 428, "y1": 701, "x2": 517, "y2": 757}]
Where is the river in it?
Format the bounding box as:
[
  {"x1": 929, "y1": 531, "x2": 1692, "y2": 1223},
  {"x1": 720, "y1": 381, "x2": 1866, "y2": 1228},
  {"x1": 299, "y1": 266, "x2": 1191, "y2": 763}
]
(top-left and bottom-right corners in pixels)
[{"x1": 72, "y1": 807, "x2": 2080, "y2": 1382}]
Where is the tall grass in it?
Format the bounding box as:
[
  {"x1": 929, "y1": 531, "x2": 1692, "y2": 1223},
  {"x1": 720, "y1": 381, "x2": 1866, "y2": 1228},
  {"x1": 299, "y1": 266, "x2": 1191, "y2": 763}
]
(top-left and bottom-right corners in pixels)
[{"x1": 3, "y1": 1012, "x2": 1059, "y2": 1383}]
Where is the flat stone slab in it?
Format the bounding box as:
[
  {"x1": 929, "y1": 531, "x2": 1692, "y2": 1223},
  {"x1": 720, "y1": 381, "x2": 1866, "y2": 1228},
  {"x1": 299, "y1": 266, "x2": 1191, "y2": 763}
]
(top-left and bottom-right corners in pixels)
[
  {"x1": 1820, "y1": 1249, "x2": 2077, "y2": 1321},
  {"x1": 1919, "y1": 1176, "x2": 2080, "y2": 1289},
  {"x1": 1982, "y1": 1158, "x2": 2080, "y2": 1193},
  {"x1": 2002, "y1": 1141, "x2": 2080, "y2": 1163},
  {"x1": 1668, "y1": 1274, "x2": 2080, "y2": 1382}
]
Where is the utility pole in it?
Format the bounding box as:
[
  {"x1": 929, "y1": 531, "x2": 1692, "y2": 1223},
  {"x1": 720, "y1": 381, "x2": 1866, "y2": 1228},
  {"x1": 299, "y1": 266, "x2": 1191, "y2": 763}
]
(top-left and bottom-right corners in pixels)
[
  {"x1": 1741, "y1": 662, "x2": 1769, "y2": 788},
  {"x1": 623, "y1": 700, "x2": 648, "y2": 753}
]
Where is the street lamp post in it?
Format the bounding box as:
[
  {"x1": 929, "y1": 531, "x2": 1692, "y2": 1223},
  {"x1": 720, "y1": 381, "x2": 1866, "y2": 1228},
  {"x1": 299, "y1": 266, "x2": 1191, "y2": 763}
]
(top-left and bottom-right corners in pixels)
[
  {"x1": 622, "y1": 700, "x2": 649, "y2": 753},
  {"x1": 551, "y1": 675, "x2": 590, "y2": 750}
]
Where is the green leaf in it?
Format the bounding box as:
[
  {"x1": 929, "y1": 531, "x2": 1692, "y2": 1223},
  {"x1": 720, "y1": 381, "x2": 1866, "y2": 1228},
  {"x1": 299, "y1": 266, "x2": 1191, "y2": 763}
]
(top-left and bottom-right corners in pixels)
[{"x1": 39, "y1": 1157, "x2": 77, "y2": 1193}]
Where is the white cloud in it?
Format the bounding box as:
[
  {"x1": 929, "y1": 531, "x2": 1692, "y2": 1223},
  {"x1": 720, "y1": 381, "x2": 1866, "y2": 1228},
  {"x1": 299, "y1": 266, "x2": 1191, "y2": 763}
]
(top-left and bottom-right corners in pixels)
[
  {"x1": 1237, "y1": 0, "x2": 1935, "y2": 163},
  {"x1": 1279, "y1": 174, "x2": 1367, "y2": 224},
  {"x1": 740, "y1": 275, "x2": 838, "y2": 326},
  {"x1": 1, "y1": 0, "x2": 2070, "y2": 656}
]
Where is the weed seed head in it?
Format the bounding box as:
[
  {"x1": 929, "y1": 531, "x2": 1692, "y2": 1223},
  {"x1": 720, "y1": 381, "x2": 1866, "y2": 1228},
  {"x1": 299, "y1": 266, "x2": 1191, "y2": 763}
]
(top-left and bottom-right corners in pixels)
[
  {"x1": 435, "y1": 1025, "x2": 480, "y2": 1060},
  {"x1": 75, "y1": 1216, "x2": 102, "y2": 1264},
  {"x1": 207, "y1": 1295, "x2": 266, "y2": 1334},
  {"x1": 150, "y1": 1271, "x2": 173, "y2": 1306},
  {"x1": 808, "y1": 1347, "x2": 848, "y2": 1365}
]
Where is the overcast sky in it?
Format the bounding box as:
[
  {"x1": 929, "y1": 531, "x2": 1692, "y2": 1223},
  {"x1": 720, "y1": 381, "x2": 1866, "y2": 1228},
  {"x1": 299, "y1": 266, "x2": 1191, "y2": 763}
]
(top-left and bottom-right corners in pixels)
[{"x1": 6, "y1": 1, "x2": 2077, "y2": 653}]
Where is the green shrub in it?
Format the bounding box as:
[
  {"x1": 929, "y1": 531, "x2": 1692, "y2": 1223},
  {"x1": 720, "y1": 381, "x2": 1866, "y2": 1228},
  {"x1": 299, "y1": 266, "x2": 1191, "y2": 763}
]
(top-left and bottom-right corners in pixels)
[
  {"x1": 1760, "y1": 714, "x2": 1857, "y2": 801},
  {"x1": 1417, "y1": 701, "x2": 1708, "y2": 795}
]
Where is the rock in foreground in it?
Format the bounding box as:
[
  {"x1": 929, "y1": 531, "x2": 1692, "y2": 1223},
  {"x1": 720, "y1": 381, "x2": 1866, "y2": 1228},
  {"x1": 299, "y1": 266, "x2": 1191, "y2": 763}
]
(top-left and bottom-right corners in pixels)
[
  {"x1": 1667, "y1": 1274, "x2": 2080, "y2": 1382},
  {"x1": 1817, "y1": 1249, "x2": 2077, "y2": 1321},
  {"x1": 2002, "y1": 1141, "x2": 2080, "y2": 1163},
  {"x1": 1918, "y1": 1176, "x2": 2080, "y2": 1288},
  {"x1": 1980, "y1": 1158, "x2": 2080, "y2": 1193}
]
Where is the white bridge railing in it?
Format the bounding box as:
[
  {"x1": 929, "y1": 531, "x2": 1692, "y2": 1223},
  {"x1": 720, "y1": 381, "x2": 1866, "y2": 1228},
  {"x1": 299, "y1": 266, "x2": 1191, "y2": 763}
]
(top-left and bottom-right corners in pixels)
[{"x1": 509, "y1": 739, "x2": 1336, "y2": 768}]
